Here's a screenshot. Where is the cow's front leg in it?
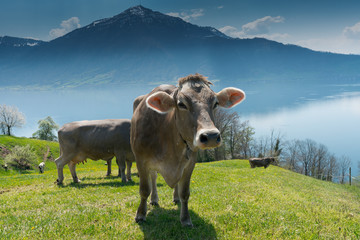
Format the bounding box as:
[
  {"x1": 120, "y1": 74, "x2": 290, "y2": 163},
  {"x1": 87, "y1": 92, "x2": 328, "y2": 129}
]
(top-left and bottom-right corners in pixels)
[
  {"x1": 150, "y1": 170, "x2": 159, "y2": 206},
  {"x1": 173, "y1": 184, "x2": 180, "y2": 204},
  {"x1": 106, "y1": 159, "x2": 112, "y2": 176},
  {"x1": 178, "y1": 154, "x2": 196, "y2": 227},
  {"x1": 135, "y1": 167, "x2": 151, "y2": 223}
]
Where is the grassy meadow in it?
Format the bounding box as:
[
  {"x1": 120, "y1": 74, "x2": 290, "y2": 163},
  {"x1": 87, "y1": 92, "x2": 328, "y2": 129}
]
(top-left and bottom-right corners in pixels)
[{"x1": 0, "y1": 136, "x2": 360, "y2": 239}]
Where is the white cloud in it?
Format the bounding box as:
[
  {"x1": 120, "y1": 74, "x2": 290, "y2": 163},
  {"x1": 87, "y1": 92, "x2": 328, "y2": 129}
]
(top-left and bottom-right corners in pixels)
[
  {"x1": 242, "y1": 16, "x2": 284, "y2": 35},
  {"x1": 292, "y1": 21, "x2": 360, "y2": 54},
  {"x1": 217, "y1": 6, "x2": 224, "y2": 9},
  {"x1": 220, "y1": 16, "x2": 286, "y2": 40},
  {"x1": 49, "y1": 17, "x2": 81, "y2": 39},
  {"x1": 343, "y1": 22, "x2": 360, "y2": 39},
  {"x1": 167, "y1": 9, "x2": 204, "y2": 22}
]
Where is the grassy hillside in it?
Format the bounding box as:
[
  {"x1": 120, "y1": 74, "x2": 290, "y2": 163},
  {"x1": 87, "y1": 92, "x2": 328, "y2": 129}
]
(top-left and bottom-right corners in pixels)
[
  {"x1": 0, "y1": 135, "x2": 60, "y2": 174},
  {"x1": 1, "y1": 155, "x2": 359, "y2": 239}
]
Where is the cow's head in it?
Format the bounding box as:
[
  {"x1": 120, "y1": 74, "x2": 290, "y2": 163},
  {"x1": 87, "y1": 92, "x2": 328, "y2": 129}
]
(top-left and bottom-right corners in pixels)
[{"x1": 146, "y1": 74, "x2": 245, "y2": 150}]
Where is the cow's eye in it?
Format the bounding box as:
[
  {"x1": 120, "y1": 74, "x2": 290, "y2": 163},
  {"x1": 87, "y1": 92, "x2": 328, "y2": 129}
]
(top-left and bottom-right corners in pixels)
[
  {"x1": 213, "y1": 101, "x2": 219, "y2": 109},
  {"x1": 178, "y1": 101, "x2": 187, "y2": 110}
]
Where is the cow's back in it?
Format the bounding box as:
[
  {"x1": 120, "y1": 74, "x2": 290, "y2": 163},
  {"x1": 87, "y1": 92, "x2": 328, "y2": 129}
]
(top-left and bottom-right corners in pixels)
[{"x1": 59, "y1": 119, "x2": 132, "y2": 161}]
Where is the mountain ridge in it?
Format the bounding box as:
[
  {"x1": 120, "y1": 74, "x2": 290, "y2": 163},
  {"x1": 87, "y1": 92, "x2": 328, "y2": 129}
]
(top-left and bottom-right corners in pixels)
[{"x1": 1, "y1": 5, "x2": 360, "y2": 89}]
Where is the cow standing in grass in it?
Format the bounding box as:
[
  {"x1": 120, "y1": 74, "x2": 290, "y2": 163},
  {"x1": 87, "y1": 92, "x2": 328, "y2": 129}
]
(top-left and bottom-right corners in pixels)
[
  {"x1": 249, "y1": 157, "x2": 275, "y2": 168},
  {"x1": 131, "y1": 74, "x2": 245, "y2": 226},
  {"x1": 54, "y1": 119, "x2": 135, "y2": 184}
]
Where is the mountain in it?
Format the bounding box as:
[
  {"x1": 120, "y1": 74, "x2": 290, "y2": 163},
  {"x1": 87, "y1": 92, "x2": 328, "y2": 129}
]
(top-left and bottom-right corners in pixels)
[
  {"x1": 0, "y1": 36, "x2": 44, "y2": 48},
  {"x1": 1, "y1": 5, "x2": 360, "y2": 90}
]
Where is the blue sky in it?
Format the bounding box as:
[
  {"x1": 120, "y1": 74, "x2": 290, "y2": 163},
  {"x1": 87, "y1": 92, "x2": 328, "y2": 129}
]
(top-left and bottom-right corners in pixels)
[{"x1": 1, "y1": 0, "x2": 360, "y2": 54}]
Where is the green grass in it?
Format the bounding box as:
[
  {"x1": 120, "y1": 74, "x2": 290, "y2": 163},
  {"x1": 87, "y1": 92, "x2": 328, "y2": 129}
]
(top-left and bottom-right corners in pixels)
[
  {"x1": 0, "y1": 136, "x2": 359, "y2": 239},
  {"x1": 0, "y1": 160, "x2": 359, "y2": 239}
]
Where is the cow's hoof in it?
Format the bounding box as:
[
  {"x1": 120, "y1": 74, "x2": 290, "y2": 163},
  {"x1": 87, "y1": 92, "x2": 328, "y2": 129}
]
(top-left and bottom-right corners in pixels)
[
  {"x1": 55, "y1": 179, "x2": 63, "y2": 185},
  {"x1": 135, "y1": 215, "x2": 146, "y2": 224},
  {"x1": 181, "y1": 220, "x2": 193, "y2": 228},
  {"x1": 73, "y1": 179, "x2": 81, "y2": 183},
  {"x1": 150, "y1": 202, "x2": 159, "y2": 207}
]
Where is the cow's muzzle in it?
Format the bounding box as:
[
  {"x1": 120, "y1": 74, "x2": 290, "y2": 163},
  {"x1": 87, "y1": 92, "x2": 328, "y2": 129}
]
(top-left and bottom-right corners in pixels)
[{"x1": 194, "y1": 129, "x2": 221, "y2": 149}]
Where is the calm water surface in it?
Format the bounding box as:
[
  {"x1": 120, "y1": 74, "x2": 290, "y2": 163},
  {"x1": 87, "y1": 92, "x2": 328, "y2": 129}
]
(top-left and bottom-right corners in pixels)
[
  {"x1": 1, "y1": 88, "x2": 359, "y2": 176},
  {"x1": 244, "y1": 94, "x2": 360, "y2": 177}
]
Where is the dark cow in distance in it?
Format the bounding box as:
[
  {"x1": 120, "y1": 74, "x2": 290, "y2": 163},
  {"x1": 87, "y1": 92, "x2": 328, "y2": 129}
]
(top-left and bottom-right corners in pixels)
[
  {"x1": 249, "y1": 157, "x2": 275, "y2": 168},
  {"x1": 131, "y1": 74, "x2": 245, "y2": 226},
  {"x1": 54, "y1": 119, "x2": 135, "y2": 184}
]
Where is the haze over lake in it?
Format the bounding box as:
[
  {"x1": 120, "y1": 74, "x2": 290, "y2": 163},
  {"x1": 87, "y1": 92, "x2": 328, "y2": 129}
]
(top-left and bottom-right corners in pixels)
[
  {"x1": 244, "y1": 92, "x2": 360, "y2": 177},
  {"x1": 1, "y1": 83, "x2": 359, "y2": 177}
]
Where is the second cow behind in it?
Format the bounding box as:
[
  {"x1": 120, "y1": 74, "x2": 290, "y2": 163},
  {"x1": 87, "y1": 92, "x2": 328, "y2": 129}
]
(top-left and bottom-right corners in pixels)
[{"x1": 54, "y1": 119, "x2": 135, "y2": 184}]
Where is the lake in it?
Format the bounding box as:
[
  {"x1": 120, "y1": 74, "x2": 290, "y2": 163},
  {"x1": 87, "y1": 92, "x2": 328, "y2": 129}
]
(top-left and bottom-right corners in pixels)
[
  {"x1": 1, "y1": 85, "x2": 359, "y2": 177},
  {"x1": 243, "y1": 92, "x2": 360, "y2": 177}
]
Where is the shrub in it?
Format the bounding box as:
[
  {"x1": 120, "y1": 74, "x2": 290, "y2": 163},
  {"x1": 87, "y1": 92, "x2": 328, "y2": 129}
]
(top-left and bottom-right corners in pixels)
[{"x1": 5, "y1": 145, "x2": 37, "y2": 170}]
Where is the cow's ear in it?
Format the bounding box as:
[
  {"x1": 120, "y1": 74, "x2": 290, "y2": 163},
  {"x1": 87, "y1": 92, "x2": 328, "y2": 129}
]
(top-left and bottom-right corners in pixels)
[
  {"x1": 146, "y1": 92, "x2": 175, "y2": 114},
  {"x1": 216, "y1": 87, "x2": 246, "y2": 108}
]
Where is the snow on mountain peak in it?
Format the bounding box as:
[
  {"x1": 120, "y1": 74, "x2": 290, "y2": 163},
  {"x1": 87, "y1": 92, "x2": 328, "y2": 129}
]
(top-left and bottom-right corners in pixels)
[{"x1": 129, "y1": 5, "x2": 146, "y2": 16}]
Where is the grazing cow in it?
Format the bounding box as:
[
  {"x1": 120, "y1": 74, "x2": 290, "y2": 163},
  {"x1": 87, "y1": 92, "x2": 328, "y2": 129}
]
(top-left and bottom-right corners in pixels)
[
  {"x1": 131, "y1": 74, "x2": 245, "y2": 226},
  {"x1": 39, "y1": 162, "x2": 45, "y2": 173},
  {"x1": 249, "y1": 157, "x2": 275, "y2": 168},
  {"x1": 54, "y1": 119, "x2": 135, "y2": 184}
]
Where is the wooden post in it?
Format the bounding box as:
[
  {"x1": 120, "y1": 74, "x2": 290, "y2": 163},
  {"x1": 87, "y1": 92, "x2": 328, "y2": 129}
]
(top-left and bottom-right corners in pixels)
[{"x1": 349, "y1": 167, "x2": 352, "y2": 186}]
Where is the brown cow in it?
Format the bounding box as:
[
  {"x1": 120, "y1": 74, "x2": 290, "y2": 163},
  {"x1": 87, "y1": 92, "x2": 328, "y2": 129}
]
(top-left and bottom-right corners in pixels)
[
  {"x1": 249, "y1": 157, "x2": 275, "y2": 168},
  {"x1": 54, "y1": 119, "x2": 135, "y2": 184},
  {"x1": 131, "y1": 74, "x2": 245, "y2": 226}
]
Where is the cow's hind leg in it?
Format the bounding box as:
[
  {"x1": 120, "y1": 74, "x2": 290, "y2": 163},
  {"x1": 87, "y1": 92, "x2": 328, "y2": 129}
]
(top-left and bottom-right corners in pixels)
[
  {"x1": 115, "y1": 153, "x2": 127, "y2": 182},
  {"x1": 135, "y1": 167, "x2": 151, "y2": 223},
  {"x1": 68, "y1": 161, "x2": 81, "y2": 183},
  {"x1": 126, "y1": 160, "x2": 133, "y2": 181}
]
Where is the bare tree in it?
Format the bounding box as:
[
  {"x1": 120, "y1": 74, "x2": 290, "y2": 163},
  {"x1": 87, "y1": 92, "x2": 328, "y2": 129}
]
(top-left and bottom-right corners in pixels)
[
  {"x1": 253, "y1": 136, "x2": 268, "y2": 158},
  {"x1": 296, "y1": 139, "x2": 317, "y2": 176},
  {"x1": 283, "y1": 139, "x2": 300, "y2": 172},
  {"x1": 314, "y1": 144, "x2": 328, "y2": 179},
  {"x1": 228, "y1": 119, "x2": 255, "y2": 159},
  {"x1": 213, "y1": 108, "x2": 239, "y2": 160},
  {"x1": 325, "y1": 154, "x2": 339, "y2": 182},
  {"x1": 0, "y1": 104, "x2": 26, "y2": 136},
  {"x1": 339, "y1": 155, "x2": 351, "y2": 184}
]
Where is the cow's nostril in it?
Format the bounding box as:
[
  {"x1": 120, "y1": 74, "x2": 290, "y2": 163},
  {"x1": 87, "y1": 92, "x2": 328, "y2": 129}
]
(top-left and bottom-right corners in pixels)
[
  {"x1": 200, "y1": 134, "x2": 208, "y2": 143},
  {"x1": 216, "y1": 136, "x2": 221, "y2": 143}
]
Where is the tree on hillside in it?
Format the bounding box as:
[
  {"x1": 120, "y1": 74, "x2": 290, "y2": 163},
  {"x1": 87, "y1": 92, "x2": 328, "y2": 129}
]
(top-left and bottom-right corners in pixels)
[
  {"x1": 295, "y1": 139, "x2": 318, "y2": 176},
  {"x1": 213, "y1": 108, "x2": 239, "y2": 160},
  {"x1": 339, "y1": 155, "x2": 351, "y2": 184},
  {"x1": 283, "y1": 139, "x2": 300, "y2": 172},
  {"x1": 32, "y1": 116, "x2": 59, "y2": 141},
  {"x1": 324, "y1": 154, "x2": 339, "y2": 182},
  {"x1": 229, "y1": 120, "x2": 255, "y2": 159},
  {"x1": 0, "y1": 104, "x2": 26, "y2": 136}
]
